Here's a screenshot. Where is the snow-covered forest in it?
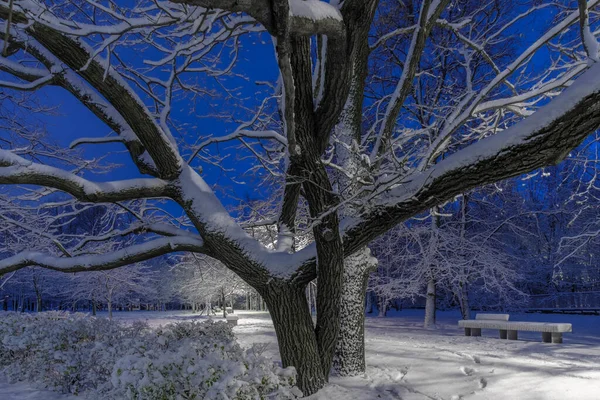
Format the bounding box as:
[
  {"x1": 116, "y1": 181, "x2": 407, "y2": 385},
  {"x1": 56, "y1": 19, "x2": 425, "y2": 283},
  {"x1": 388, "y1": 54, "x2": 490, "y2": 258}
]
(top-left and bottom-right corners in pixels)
[{"x1": 1, "y1": 0, "x2": 600, "y2": 398}]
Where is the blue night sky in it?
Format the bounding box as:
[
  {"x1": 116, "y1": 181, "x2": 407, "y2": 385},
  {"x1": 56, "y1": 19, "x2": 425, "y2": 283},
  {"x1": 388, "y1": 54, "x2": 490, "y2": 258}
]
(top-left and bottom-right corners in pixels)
[
  {"x1": 24, "y1": 2, "x2": 580, "y2": 216},
  {"x1": 34, "y1": 29, "x2": 278, "y2": 212}
]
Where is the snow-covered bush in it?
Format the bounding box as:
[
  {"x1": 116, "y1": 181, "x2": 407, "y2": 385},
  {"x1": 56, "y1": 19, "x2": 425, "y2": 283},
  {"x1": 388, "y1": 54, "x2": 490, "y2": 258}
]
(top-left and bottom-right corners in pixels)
[{"x1": 0, "y1": 312, "x2": 300, "y2": 399}]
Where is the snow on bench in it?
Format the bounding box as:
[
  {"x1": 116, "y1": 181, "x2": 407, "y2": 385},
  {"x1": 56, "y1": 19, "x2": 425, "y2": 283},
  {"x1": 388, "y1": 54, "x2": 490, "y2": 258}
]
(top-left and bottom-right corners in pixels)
[
  {"x1": 475, "y1": 313, "x2": 509, "y2": 321},
  {"x1": 458, "y1": 313, "x2": 572, "y2": 343},
  {"x1": 226, "y1": 314, "x2": 239, "y2": 326}
]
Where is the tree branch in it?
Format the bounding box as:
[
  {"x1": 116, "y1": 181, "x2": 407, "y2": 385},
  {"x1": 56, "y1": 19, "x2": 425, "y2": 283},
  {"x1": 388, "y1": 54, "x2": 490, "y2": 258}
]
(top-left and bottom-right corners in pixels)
[
  {"x1": 0, "y1": 4, "x2": 183, "y2": 179},
  {"x1": 371, "y1": 0, "x2": 450, "y2": 161},
  {"x1": 0, "y1": 150, "x2": 171, "y2": 202},
  {"x1": 344, "y1": 61, "x2": 600, "y2": 256},
  {"x1": 0, "y1": 236, "x2": 204, "y2": 274},
  {"x1": 172, "y1": 0, "x2": 344, "y2": 37},
  {"x1": 578, "y1": 0, "x2": 600, "y2": 61}
]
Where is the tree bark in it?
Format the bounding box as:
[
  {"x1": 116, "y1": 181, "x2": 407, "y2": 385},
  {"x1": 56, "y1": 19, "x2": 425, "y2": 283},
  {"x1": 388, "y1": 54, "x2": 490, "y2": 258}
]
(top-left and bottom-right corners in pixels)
[
  {"x1": 333, "y1": 247, "x2": 378, "y2": 376},
  {"x1": 222, "y1": 287, "x2": 227, "y2": 318},
  {"x1": 378, "y1": 296, "x2": 387, "y2": 317},
  {"x1": 424, "y1": 279, "x2": 436, "y2": 328},
  {"x1": 262, "y1": 282, "x2": 326, "y2": 396},
  {"x1": 107, "y1": 300, "x2": 113, "y2": 320},
  {"x1": 458, "y1": 283, "x2": 470, "y2": 320}
]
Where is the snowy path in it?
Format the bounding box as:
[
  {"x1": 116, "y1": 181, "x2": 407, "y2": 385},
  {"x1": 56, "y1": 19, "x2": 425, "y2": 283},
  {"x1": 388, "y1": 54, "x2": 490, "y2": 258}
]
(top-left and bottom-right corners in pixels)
[
  {"x1": 234, "y1": 310, "x2": 600, "y2": 399},
  {"x1": 1, "y1": 309, "x2": 599, "y2": 399}
]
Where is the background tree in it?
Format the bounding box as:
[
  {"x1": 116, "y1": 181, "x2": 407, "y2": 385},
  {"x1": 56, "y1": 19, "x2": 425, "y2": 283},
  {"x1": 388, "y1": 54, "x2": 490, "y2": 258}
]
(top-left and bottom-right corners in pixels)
[{"x1": 172, "y1": 253, "x2": 246, "y2": 316}]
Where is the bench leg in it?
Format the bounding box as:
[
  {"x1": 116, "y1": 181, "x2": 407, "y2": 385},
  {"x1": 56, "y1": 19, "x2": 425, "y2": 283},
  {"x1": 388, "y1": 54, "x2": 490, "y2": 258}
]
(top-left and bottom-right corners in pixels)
[
  {"x1": 551, "y1": 333, "x2": 563, "y2": 344},
  {"x1": 465, "y1": 328, "x2": 471, "y2": 336},
  {"x1": 542, "y1": 332, "x2": 551, "y2": 343},
  {"x1": 471, "y1": 328, "x2": 481, "y2": 337},
  {"x1": 500, "y1": 329, "x2": 508, "y2": 339},
  {"x1": 507, "y1": 330, "x2": 518, "y2": 340}
]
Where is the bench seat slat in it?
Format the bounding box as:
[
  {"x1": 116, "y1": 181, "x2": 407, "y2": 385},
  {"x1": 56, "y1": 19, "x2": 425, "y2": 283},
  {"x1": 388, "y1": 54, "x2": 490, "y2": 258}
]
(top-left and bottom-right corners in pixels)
[
  {"x1": 458, "y1": 320, "x2": 572, "y2": 333},
  {"x1": 475, "y1": 313, "x2": 509, "y2": 321}
]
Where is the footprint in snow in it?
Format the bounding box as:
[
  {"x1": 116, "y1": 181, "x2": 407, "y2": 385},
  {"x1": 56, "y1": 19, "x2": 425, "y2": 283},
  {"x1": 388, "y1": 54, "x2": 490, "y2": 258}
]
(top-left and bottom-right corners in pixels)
[
  {"x1": 479, "y1": 377, "x2": 488, "y2": 389},
  {"x1": 460, "y1": 366, "x2": 475, "y2": 376}
]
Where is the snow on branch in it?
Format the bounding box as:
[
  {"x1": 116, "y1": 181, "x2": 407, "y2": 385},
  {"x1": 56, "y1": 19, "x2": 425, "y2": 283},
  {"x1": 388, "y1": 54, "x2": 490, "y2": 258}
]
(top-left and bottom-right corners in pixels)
[
  {"x1": 422, "y1": 0, "x2": 600, "y2": 168},
  {"x1": 0, "y1": 56, "x2": 50, "y2": 81},
  {"x1": 289, "y1": 0, "x2": 341, "y2": 22},
  {"x1": 0, "y1": 36, "x2": 153, "y2": 174},
  {"x1": 173, "y1": 0, "x2": 344, "y2": 37},
  {"x1": 0, "y1": 150, "x2": 171, "y2": 202},
  {"x1": 69, "y1": 136, "x2": 127, "y2": 149},
  {"x1": 371, "y1": 0, "x2": 449, "y2": 162},
  {"x1": 578, "y1": 0, "x2": 600, "y2": 62},
  {"x1": 340, "y1": 61, "x2": 600, "y2": 257},
  {"x1": 70, "y1": 222, "x2": 202, "y2": 253},
  {"x1": 0, "y1": 73, "x2": 55, "y2": 91},
  {"x1": 0, "y1": 236, "x2": 204, "y2": 275},
  {"x1": 0, "y1": 3, "x2": 185, "y2": 179},
  {"x1": 288, "y1": 0, "x2": 344, "y2": 37},
  {"x1": 473, "y1": 64, "x2": 588, "y2": 115},
  {"x1": 188, "y1": 130, "x2": 287, "y2": 162}
]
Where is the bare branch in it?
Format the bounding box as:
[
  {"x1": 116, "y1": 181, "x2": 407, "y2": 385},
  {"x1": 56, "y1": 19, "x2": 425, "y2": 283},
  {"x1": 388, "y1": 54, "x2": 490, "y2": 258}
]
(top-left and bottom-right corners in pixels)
[
  {"x1": 0, "y1": 4, "x2": 184, "y2": 179},
  {"x1": 344, "y1": 61, "x2": 600, "y2": 257},
  {"x1": 578, "y1": 0, "x2": 600, "y2": 61},
  {"x1": 0, "y1": 150, "x2": 171, "y2": 202},
  {"x1": 0, "y1": 236, "x2": 204, "y2": 275}
]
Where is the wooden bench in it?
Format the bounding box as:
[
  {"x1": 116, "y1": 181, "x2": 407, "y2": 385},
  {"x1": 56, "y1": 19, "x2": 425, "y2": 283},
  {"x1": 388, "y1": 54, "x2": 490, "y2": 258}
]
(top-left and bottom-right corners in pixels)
[{"x1": 458, "y1": 313, "x2": 572, "y2": 343}]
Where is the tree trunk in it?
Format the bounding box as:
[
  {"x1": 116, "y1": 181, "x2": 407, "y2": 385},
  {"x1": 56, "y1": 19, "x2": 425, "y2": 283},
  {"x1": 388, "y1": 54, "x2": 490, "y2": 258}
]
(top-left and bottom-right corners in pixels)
[
  {"x1": 107, "y1": 300, "x2": 113, "y2": 320},
  {"x1": 365, "y1": 291, "x2": 373, "y2": 314},
  {"x1": 378, "y1": 296, "x2": 387, "y2": 317},
  {"x1": 262, "y1": 283, "x2": 326, "y2": 396},
  {"x1": 458, "y1": 283, "x2": 470, "y2": 320},
  {"x1": 457, "y1": 194, "x2": 471, "y2": 320},
  {"x1": 424, "y1": 279, "x2": 436, "y2": 328},
  {"x1": 332, "y1": 247, "x2": 378, "y2": 376},
  {"x1": 92, "y1": 299, "x2": 97, "y2": 316},
  {"x1": 222, "y1": 288, "x2": 227, "y2": 318}
]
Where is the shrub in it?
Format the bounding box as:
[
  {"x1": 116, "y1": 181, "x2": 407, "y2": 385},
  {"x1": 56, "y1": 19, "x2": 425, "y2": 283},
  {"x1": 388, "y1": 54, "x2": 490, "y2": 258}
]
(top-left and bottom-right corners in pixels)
[{"x1": 0, "y1": 311, "x2": 300, "y2": 399}]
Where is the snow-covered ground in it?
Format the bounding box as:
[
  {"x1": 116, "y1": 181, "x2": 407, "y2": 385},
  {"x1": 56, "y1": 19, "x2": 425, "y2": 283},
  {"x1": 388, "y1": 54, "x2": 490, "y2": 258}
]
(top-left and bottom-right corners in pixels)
[{"x1": 1, "y1": 309, "x2": 599, "y2": 399}]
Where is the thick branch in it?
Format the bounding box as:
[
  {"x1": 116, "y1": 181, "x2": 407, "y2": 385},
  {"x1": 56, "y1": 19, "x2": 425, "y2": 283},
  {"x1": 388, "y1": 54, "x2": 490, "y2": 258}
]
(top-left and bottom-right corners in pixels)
[
  {"x1": 277, "y1": 164, "x2": 302, "y2": 252},
  {"x1": 0, "y1": 236, "x2": 204, "y2": 274},
  {"x1": 1, "y1": 38, "x2": 155, "y2": 175},
  {"x1": 173, "y1": 0, "x2": 344, "y2": 37},
  {"x1": 344, "y1": 61, "x2": 600, "y2": 256},
  {"x1": 291, "y1": 61, "x2": 600, "y2": 283},
  {"x1": 0, "y1": 5, "x2": 183, "y2": 179},
  {"x1": 313, "y1": 0, "x2": 377, "y2": 150},
  {"x1": 0, "y1": 150, "x2": 170, "y2": 202}
]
